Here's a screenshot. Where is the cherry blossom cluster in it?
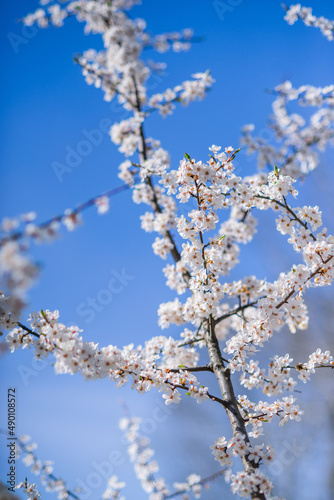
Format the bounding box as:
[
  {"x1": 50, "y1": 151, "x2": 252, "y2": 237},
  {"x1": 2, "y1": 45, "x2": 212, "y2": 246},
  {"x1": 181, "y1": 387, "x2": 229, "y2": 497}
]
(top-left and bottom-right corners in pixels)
[
  {"x1": 0, "y1": 214, "x2": 42, "y2": 314},
  {"x1": 23, "y1": 0, "x2": 208, "y2": 115},
  {"x1": 6, "y1": 309, "x2": 212, "y2": 406},
  {"x1": 23, "y1": 4, "x2": 67, "y2": 28},
  {"x1": 239, "y1": 355, "x2": 297, "y2": 396},
  {"x1": 78, "y1": 45, "x2": 213, "y2": 115},
  {"x1": 229, "y1": 471, "x2": 276, "y2": 499},
  {"x1": 146, "y1": 71, "x2": 215, "y2": 117},
  {"x1": 9, "y1": 418, "x2": 226, "y2": 500},
  {"x1": 0, "y1": 291, "x2": 19, "y2": 335},
  {"x1": 224, "y1": 253, "x2": 333, "y2": 367},
  {"x1": 210, "y1": 433, "x2": 278, "y2": 498},
  {"x1": 155, "y1": 147, "x2": 263, "y2": 321},
  {"x1": 241, "y1": 81, "x2": 334, "y2": 178},
  {"x1": 24, "y1": 1, "x2": 196, "y2": 54},
  {"x1": 155, "y1": 148, "x2": 333, "y2": 337},
  {"x1": 265, "y1": 349, "x2": 334, "y2": 386},
  {"x1": 211, "y1": 432, "x2": 275, "y2": 467},
  {"x1": 283, "y1": 4, "x2": 334, "y2": 41},
  {"x1": 119, "y1": 416, "x2": 168, "y2": 498},
  {"x1": 119, "y1": 416, "x2": 224, "y2": 499},
  {"x1": 226, "y1": 326, "x2": 333, "y2": 413},
  {"x1": 23, "y1": 1, "x2": 142, "y2": 32},
  {"x1": 274, "y1": 81, "x2": 334, "y2": 107},
  {"x1": 0, "y1": 242, "x2": 38, "y2": 318},
  {"x1": 235, "y1": 394, "x2": 304, "y2": 441},
  {"x1": 102, "y1": 476, "x2": 126, "y2": 500},
  {"x1": 14, "y1": 434, "x2": 73, "y2": 500},
  {"x1": 146, "y1": 30, "x2": 195, "y2": 54},
  {"x1": 16, "y1": 481, "x2": 42, "y2": 500}
]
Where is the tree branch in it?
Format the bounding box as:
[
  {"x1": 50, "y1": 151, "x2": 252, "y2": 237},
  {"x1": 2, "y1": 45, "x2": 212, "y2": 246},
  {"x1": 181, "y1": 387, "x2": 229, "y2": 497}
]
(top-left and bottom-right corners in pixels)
[
  {"x1": 214, "y1": 300, "x2": 260, "y2": 326},
  {"x1": 204, "y1": 316, "x2": 266, "y2": 499},
  {"x1": 132, "y1": 73, "x2": 190, "y2": 283},
  {"x1": 0, "y1": 183, "x2": 133, "y2": 246},
  {"x1": 169, "y1": 365, "x2": 213, "y2": 373}
]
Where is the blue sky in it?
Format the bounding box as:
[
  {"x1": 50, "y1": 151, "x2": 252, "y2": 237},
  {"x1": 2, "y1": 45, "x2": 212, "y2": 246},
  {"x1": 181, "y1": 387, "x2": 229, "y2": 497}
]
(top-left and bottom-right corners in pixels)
[{"x1": 1, "y1": 1, "x2": 334, "y2": 499}]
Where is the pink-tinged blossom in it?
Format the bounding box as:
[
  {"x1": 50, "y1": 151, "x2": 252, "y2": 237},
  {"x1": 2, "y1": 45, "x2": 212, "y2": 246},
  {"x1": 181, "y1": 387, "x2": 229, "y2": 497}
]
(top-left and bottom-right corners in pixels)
[{"x1": 95, "y1": 196, "x2": 110, "y2": 214}]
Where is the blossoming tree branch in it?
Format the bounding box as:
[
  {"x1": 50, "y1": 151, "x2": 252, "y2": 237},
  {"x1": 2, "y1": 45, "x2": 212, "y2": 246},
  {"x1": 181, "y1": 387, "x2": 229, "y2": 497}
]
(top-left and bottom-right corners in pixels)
[{"x1": 1, "y1": 2, "x2": 334, "y2": 499}]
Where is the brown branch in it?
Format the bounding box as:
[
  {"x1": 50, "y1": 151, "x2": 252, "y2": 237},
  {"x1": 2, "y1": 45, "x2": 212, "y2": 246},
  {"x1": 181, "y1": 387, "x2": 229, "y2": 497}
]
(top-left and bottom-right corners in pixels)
[
  {"x1": 169, "y1": 365, "x2": 213, "y2": 373},
  {"x1": 131, "y1": 73, "x2": 190, "y2": 283},
  {"x1": 214, "y1": 300, "x2": 260, "y2": 326},
  {"x1": 17, "y1": 322, "x2": 40, "y2": 339},
  {"x1": 177, "y1": 337, "x2": 204, "y2": 348},
  {"x1": 255, "y1": 194, "x2": 317, "y2": 242},
  {"x1": 287, "y1": 364, "x2": 334, "y2": 370},
  {"x1": 204, "y1": 316, "x2": 266, "y2": 499},
  {"x1": 15, "y1": 324, "x2": 227, "y2": 408},
  {"x1": 244, "y1": 409, "x2": 283, "y2": 423}
]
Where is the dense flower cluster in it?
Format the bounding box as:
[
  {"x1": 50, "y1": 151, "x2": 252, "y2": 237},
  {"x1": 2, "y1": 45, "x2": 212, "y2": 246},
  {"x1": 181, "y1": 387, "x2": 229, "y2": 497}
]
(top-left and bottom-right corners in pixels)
[
  {"x1": 241, "y1": 80, "x2": 334, "y2": 178},
  {"x1": 210, "y1": 434, "x2": 278, "y2": 498},
  {"x1": 284, "y1": 4, "x2": 334, "y2": 41},
  {"x1": 16, "y1": 481, "x2": 42, "y2": 500},
  {"x1": 155, "y1": 150, "x2": 333, "y2": 341},
  {"x1": 6, "y1": 309, "x2": 211, "y2": 406}
]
